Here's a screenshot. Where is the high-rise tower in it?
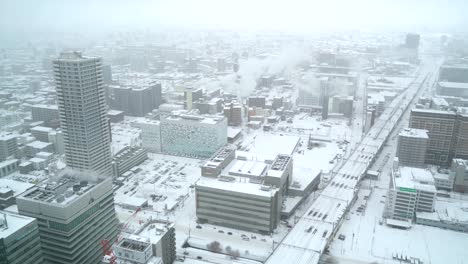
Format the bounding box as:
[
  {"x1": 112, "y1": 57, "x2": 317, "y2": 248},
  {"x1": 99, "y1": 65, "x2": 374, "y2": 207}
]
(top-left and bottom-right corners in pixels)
[{"x1": 53, "y1": 51, "x2": 112, "y2": 176}]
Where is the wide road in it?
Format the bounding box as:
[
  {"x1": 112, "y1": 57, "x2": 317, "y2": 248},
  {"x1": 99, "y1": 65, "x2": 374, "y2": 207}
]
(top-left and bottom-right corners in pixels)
[{"x1": 265, "y1": 57, "x2": 441, "y2": 264}]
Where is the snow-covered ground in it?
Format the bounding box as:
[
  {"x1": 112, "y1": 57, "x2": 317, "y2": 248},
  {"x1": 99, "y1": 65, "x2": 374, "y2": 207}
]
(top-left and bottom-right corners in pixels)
[{"x1": 328, "y1": 183, "x2": 468, "y2": 264}]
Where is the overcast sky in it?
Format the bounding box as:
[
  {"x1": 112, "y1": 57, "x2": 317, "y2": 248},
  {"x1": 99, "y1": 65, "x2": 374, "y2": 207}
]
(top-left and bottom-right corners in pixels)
[{"x1": 1, "y1": 0, "x2": 467, "y2": 34}]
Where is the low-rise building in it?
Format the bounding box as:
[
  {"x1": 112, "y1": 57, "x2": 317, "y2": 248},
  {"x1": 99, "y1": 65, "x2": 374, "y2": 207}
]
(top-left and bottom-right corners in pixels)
[
  {"x1": 0, "y1": 178, "x2": 34, "y2": 209},
  {"x1": 24, "y1": 141, "x2": 53, "y2": 157},
  {"x1": 31, "y1": 104, "x2": 59, "y2": 125},
  {"x1": 114, "y1": 222, "x2": 176, "y2": 264},
  {"x1": 0, "y1": 159, "x2": 19, "y2": 177},
  {"x1": 30, "y1": 126, "x2": 54, "y2": 142},
  {"x1": 385, "y1": 167, "x2": 437, "y2": 226},
  {"x1": 416, "y1": 202, "x2": 468, "y2": 233},
  {"x1": 112, "y1": 146, "x2": 148, "y2": 177}
]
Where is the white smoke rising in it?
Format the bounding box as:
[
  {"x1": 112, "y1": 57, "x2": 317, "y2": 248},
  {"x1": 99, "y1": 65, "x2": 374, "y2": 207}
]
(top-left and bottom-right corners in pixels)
[
  {"x1": 52, "y1": 167, "x2": 104, "y2": 183},
  {"x1": 220, "y1": 45, "x2": 313, "y2": 97}
]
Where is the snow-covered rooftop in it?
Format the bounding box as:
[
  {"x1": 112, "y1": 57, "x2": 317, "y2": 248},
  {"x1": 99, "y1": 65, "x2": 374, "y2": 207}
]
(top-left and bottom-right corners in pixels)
[{"x1": 399, "y1": 128, "x2": 429, "y2": 139}]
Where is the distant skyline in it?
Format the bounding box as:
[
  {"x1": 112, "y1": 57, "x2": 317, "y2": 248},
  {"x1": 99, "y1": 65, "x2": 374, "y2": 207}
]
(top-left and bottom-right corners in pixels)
[{"x1": 1, "y1": 0, "x2": 467, "y2": 35}]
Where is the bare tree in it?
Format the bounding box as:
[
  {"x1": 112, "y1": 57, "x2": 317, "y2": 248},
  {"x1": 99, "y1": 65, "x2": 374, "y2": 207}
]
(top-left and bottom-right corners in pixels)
[{"x1": 207, "y1": 241, "x2": 222, "y2": 253}]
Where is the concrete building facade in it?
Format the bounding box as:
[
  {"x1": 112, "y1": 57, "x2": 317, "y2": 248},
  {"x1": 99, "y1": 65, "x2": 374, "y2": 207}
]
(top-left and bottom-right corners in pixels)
[
  {"x1": 160, "y1": 113, "x2": 227, "y2": 158},
  {"x1": 0, "y1": 135, "x2": 17, "y2": 162},
  {"x1": 16, "y1": 176, "x2": 119, "y2": 264},
  {"x1": 196, "y1": 181, "x2": 280, "y2": 234},
  {"x1": 53, "y1": 51, "x2": 112, "y2": 176},
  {"x1": 111, "y1": 84, "x2": 162, "y2": 117},
  {"x1": 0, "y1": 211, "x2": 44, "y2": 264},
  {"x1": 396, "y1": 128, "x2": 429, "y2": 168},
  {"x1": 409, "y1": 109, "x2": 457, "y2": 166},
  {"x1": 385, "y1": 167, "x2": 436, "y2": 224}
]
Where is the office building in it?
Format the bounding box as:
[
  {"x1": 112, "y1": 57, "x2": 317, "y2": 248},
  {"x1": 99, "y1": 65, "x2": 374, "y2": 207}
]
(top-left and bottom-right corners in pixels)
[
  {"x1": 297, "y1": 88, "x2": 318, "y2": 108},
  {"x1": 16, "y1": 175, "x2": 119, "y2": 264},
  {"x1": 132, "y1": 119, "x2": 162, "y2": 153},
  {"x1": 196, "y1": 179, "x2": 281, "y2": 234},
  {"x1": 114, "y1": 223, "x2": 175, "y2": 264},
  {"x1": 31, "y1": 104, "x2": 60, "y2": 125},
  {"x1": 184, "y1": 88, "x2": 203, "y2": 110},
  {"x1": 409, "y1": 109, "x2": 457, "y2": 166},
  {"x1": 0, "y1": 159, "x2": 19, "y2": 177},
  {"x1": 454, "y1": 113, "x2": 468, "y2": 160},
  {"x1": 437, "y1": 82, "x2": 468, "y2": 98},
  {"x1": 24, "y1": 141, "x2": 54, "y2": 157},
  {"x1": 196, "y1": 146, "x2": 296, "y2": 233},
  {"x1": 439, "y1": 64, "x2": 468, "y2": 83},
  {"x1": 223, "y1": 101, "x2": 242, "y2": 126},
  {"x1": 410, "y1": 108, "x2": 468, "y2": 166},
  {"x1": 201, "y1": 146, "x2": 236, "y2": 178},
  {"x1": 108, "y1": 110, "x2": 124, "y2": 123},
  {"x1": 111, "y1": 84, "x2": 162, "y2": 117},
  {"x1": 48, "y1": 129, "x2": 65, "y2": 154},
  {"x1": 112, "y1": 146, "x2": 148, "y2": 177},
  {"x1": 396, "y1": 128, "x2": 429, "y2": 168},
  {"x1": 416, "y1": 203, "x2": 468, "y2": 233},
  {"x1": 248, "y1": 96, "x2": 266, "y2": 108},
  {"x1": 331, "y1": 95, "x2": 354, "y2": 118},
  {"x1": 0, "y1": 135, "x2": 17, "y2": 162},
  {"x1": 0, "y1": 211, "x2": 44, "y2": 264},
  {"x1": 405, "y1": 33, "x2": 420, "y2": 50},
  {"x1": 160, "y1": 113, "x2": 227, "y2": 158},
  {"x1": 384, "y1": 167, "x2": 436, "y2": 226},
  {"x1": 451, "y1": 159, "x2": 468, "y2": 192},
  {"x1": 102, "y1": 64, "x2": 112, "y2": 84},
  {"x1": 30, "y1": 126, "x2": 53, "y2": 142},
  {"x1": 53, "y1": 51, "x2": 113, "y2": 176}
]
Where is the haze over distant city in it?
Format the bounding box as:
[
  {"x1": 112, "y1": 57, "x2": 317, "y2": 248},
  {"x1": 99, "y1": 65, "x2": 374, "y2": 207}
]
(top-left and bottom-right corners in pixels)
[{"x1": 1, "y1": 0, "x2": 467, "y2": 34}]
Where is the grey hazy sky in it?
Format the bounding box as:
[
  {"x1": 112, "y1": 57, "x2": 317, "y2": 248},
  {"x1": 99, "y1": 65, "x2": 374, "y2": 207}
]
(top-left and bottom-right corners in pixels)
[{"x1": 0, "y1": 0, "x2": 467, "y2": 33}]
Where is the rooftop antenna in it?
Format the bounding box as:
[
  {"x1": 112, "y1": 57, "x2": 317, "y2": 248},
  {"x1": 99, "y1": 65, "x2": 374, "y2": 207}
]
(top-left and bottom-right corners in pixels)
[{"x1": 0, "y1": 212, "x2": 7, "y2": 230}]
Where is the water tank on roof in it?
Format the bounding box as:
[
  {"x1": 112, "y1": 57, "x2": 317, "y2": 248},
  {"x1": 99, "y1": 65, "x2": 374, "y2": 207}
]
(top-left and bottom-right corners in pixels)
[{"x1": 73, "y1": 184, "x2": 81, "y2": 192}]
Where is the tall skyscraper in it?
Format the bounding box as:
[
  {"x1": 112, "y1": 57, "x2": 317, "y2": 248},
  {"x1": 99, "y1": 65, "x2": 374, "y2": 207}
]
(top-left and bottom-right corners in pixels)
[
  {"x1": 53, "y1": 51, "x2": 112, "y2": 176},
  {"x1": 16, "y1": 176, "x2": 119, "y2": 264}
]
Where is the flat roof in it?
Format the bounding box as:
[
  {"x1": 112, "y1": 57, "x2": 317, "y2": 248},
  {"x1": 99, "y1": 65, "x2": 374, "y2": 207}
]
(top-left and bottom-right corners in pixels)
[
  {"x1": 197, "y1": 177, "x2": 278, "y2": 197},
  {"x1": 386, "y1": 218, "x2": 411, "y2": 228},
  {"x1": 0, "y1": 178, "x2": 33, "y2": 196},
  {"x1": 246, "y1": 134, "x2": 300, "y2": 157},
  {"x1": 19, "y1": 175, "x2": 108, "y2": 206},
  {"x1": 32, "y1": 104, "x2": 58, "y2": 110},
  {"x1": 164, "y1": 113, "x2": 225, "y2": 125},
  {"x1": 0, "y1": 211, "x2": 36, "y2": 239},
  {"x1": 26, "y1": 141, "x2": 52, "y2": 149},
  {"x1": 228, "y1": 160, "x2": 267, "y2": 178},
  {"x1": 31, "y1": 126, "x2": 53, "y2": 133},
  {"x1": 439, "y1": 82, "x2": 468, "y2": 89},
  {"x1": 399, "y1": 128, "x2": 429, "y2": 139},
  {"x1": 411, "y1": 108, "x2": 456, "y2": 115},
  {"x1": 0, "y1": 159, "x2": 18, "y2": 167},
  {"x1": 395, "y1": 167, "x2": 436, "y2": 193}
]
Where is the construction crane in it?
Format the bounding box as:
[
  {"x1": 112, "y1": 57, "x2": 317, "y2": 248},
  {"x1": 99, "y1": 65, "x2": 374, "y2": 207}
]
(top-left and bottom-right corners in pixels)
[
  {"x1": 101, "y1": 207, "x2": 142, "y2": 263},
  {"x1": 101, "y1": 239, "x2": 116, "y2": 264}
]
